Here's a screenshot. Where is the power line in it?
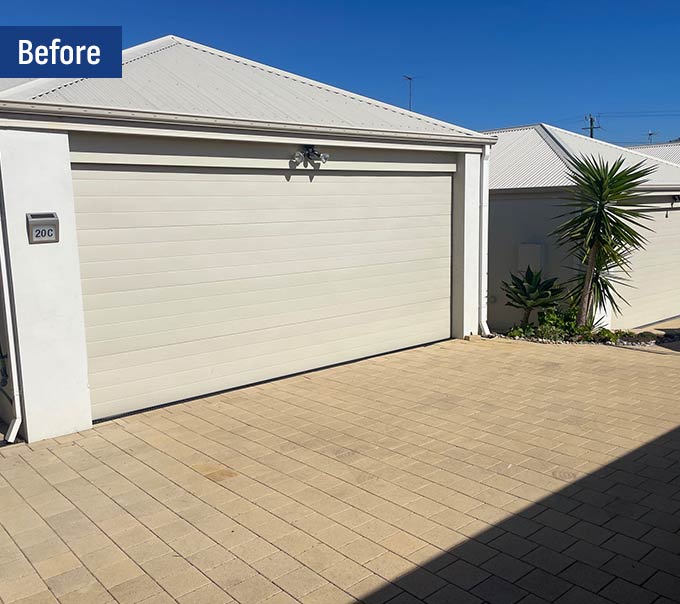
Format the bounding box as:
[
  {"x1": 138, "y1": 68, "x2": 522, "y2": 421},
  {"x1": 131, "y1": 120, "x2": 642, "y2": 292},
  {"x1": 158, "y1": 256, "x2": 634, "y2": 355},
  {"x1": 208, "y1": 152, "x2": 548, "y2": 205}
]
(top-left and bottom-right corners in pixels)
[
  {"x1": 582, "y1": 114, "x2": 602, "y2": 138},
  {"x1": 599, "y1": 111, "x2": 680, "y2": 118}
]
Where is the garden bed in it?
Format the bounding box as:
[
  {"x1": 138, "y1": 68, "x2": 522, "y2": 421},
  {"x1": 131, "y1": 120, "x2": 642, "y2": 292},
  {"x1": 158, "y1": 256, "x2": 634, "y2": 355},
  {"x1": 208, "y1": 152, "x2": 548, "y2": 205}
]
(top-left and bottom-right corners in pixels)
[{"x1": 495, "y1": 329, "x2": 680, "y2": 348}]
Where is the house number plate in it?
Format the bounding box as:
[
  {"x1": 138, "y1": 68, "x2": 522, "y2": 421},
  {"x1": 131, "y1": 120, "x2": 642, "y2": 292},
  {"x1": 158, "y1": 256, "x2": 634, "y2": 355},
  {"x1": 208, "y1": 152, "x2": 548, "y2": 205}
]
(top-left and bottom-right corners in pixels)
[{"x1": 26, "y1": 213, "x2": 59, "y2": 244}]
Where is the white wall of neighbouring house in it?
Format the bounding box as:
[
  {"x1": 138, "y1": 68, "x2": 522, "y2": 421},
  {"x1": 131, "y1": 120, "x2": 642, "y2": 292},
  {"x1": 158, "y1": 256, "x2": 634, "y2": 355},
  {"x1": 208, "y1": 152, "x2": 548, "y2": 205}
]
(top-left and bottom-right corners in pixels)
[
  {"x1": 489, "y1": 192, "x2": 680, "y2": 332},
  {"x1": 611, "y1": 196, "x2": 680, "y2": 330},
  {"x1": 488, "y1": 192, "x2": 574, "y2": 332},
  {"x1": 0, "y1": 129, "x2": 92, "y2": 442}
]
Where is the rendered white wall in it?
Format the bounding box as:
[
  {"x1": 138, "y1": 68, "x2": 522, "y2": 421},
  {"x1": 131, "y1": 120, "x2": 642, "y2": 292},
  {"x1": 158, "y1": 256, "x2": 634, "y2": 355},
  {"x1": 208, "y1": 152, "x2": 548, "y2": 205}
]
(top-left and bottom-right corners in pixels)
[
  {"x1": 452, "y1": 152, "x2": 483, "y2": 338},
  {"x1": 488, "y1": 193, "x2": 573, "y2": 331},
  {"x1": 0, "y1": 129, "x2": 91, "y2": 442}
]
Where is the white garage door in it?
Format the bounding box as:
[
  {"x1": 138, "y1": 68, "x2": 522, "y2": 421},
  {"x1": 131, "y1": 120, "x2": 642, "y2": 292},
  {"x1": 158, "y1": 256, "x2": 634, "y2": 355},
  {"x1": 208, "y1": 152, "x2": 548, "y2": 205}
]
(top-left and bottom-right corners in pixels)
[
  {"x1": 72, "y1": 167, "x2": 453, "y2": 419},
  {"x1": 612, "y1": 210, "x2": 680, "y2": 329}
]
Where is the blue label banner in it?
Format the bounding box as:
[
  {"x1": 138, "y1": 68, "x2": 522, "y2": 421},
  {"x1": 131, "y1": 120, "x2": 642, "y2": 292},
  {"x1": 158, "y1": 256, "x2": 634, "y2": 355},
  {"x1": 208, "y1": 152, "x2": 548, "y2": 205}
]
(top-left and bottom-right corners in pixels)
[{"x1": 0, "y1": 26, "x2": 122, "y2": 78}]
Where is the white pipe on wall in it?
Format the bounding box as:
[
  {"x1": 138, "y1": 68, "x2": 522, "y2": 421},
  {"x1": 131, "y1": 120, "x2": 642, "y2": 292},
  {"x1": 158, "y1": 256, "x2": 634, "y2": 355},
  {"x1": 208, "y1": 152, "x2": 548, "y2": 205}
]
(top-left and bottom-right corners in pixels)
[
  {"x1": 478, "y1": 144, "x2": 491, "y2": 337},
  {"x1": 0, "y1": 163, "x2": 23, "y2": 443}
]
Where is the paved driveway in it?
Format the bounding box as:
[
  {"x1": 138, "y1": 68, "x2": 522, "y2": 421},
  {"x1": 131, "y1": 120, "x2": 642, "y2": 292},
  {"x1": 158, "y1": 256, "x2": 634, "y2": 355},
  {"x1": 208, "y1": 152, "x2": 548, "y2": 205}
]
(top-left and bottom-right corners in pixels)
[{"x1": 1, "y1": 339, "x2": 679, "y2": 604}]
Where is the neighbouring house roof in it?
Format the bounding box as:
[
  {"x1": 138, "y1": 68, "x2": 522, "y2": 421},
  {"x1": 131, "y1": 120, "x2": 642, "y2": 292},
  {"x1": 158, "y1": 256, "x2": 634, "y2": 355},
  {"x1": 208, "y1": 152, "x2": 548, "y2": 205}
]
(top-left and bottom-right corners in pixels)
[
  {"x1": 485, "y1": 123, "x2": 680, "y2": 192},
  {"x1": 0, "y1": 35, "x2": 490, "y2": 142},
  {"x1": 629, "y1": 141, "x2": 680, "y2": 165}
]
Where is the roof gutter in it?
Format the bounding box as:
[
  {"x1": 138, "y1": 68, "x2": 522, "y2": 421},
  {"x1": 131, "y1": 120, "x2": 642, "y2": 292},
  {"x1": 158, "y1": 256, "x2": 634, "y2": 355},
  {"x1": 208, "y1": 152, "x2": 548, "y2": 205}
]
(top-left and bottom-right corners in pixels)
[{"x1": 0, "y1": 99, "x2": 497, "y2": 146}]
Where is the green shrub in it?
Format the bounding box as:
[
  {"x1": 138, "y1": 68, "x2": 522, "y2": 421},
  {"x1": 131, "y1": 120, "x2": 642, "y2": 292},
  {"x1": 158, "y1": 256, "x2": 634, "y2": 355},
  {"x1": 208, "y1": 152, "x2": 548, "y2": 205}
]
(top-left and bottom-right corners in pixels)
[
  {"x1": 594, "y1": 328, "x2": 619, "y2": 344},
  {"x1": 506, "y1": 305, "x2": 659, "y2": 347},
  {"x1": 538, "y1": 307, "x2": 578, "y2": 334},
  {"x1": 507, "y1": 324, "x2": 535, "y2": 338},
  {"x1": 502, "y1": 266, "x2": 565, "y2": 327},
  {"x1": 535, "y1": 323, "x2": 565, "y2": 341}
]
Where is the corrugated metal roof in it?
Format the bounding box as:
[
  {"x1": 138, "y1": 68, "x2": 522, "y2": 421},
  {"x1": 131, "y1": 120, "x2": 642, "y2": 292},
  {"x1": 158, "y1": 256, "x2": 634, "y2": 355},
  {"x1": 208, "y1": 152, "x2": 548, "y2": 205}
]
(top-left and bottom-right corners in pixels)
[
  {"x1": 483, "y1": 125, "x2": 570, "y2": 189},
  {"x1": 485, "y1": 124, "x2": 680, "y2": 191},
  {"x1": 630, "y1": 142, "x2": 680, "y2": 165},
  {"x1": 0, "y1": 35, "x2": 482, "y2": 139},
  {"x1": 0, "y1": 78, "x2": 34, "y2": 93}
]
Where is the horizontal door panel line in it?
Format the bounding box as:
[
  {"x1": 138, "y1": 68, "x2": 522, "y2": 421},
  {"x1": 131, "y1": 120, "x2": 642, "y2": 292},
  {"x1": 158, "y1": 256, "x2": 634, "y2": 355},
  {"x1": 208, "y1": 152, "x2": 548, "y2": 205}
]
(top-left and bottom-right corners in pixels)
[
  {"x1": 78, "y1": 236, "x2": 451, "y2": 268},
  {"x1": 86, "y1": 305, "x2": 448, "y2": 374},
  {"x1": 85, "y1": 297, "x2": 450, "y2": 358},
  {"x1": 89, "y1": 318, "x2": 448, "y2": 407},
  {"x1": 75, "y1": 218, "x2": 450, "y2": 245},
  {"x1": 77, "y1": 232, "x2": 450, "y2": 261},
  {"x1": 84, "y1": 271, "x2": 446, "y2": 326},
  {"x1": 80, "y1": 254, "x2": 451, "y2": 294},
  {"x1": 81, "y1": 261, "x2": 450, "y2": 310},
  {"x1": 85, "y1": 287, "x2": 447, "y2": 340},
  {"x1": 78, "y1": 244, "x2": 450, "y2": 279},
  {"x1": 88, "y1": 311, "x2": 449, "y2": 385},
  {"x1": 73, "y1": 164, "x2": 454, "y2": 177},
  {"x1": 74, "y1": 213, "x2": 450, "y2": 229}
]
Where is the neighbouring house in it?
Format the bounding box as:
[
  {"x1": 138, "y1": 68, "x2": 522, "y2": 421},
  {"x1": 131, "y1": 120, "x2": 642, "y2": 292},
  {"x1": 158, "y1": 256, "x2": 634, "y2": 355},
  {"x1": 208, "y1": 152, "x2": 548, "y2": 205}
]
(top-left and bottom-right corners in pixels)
[
  {"x1": 630, "y1": 140, "x2": 680, "y2": 164},
  {"x1": 0, "y1": 35, "x2": 495, "y2": 442},
  {"x1": 485, "y1": 123, "x2": 680, "y2": 333}
]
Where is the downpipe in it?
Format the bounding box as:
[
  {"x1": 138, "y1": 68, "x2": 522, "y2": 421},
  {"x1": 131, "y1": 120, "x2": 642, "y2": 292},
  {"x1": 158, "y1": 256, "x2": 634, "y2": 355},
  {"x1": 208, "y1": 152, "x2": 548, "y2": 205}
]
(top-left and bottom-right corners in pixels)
[
  {"x1": 478, "y1": 144, "x2": 491, "y2": 337},
  {"x1": 0, "y1": 161, "x2": 22, "y2": 443}
]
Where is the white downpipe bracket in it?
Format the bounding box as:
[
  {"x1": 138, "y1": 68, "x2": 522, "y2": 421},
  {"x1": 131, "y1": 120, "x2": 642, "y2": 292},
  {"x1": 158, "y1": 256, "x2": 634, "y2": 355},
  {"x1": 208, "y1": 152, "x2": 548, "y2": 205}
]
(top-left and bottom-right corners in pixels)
[{"x1": 479, "y1": 145, "x2": 491, "y2": 337}]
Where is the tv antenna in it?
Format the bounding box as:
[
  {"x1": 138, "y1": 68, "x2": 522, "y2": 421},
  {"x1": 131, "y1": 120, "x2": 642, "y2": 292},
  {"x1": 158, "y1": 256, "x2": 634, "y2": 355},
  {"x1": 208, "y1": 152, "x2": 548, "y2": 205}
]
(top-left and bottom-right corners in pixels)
[{"x1": 403, "y1": 75, "x2": 414, "y2": 111}]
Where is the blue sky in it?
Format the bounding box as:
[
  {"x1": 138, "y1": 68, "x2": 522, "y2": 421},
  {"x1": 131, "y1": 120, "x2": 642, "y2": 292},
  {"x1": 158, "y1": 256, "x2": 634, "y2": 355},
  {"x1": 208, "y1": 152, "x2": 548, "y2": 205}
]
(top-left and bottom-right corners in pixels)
[{"x1": 3, "y1": 0, "x2": 680, "y2": 144}]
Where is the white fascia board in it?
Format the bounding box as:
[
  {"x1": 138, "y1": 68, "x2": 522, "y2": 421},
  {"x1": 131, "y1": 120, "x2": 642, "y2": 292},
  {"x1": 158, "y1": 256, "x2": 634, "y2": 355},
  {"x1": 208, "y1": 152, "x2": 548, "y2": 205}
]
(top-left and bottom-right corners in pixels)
[{"x1": 0, "y1": 99, "x2": 496, "y2": 148}]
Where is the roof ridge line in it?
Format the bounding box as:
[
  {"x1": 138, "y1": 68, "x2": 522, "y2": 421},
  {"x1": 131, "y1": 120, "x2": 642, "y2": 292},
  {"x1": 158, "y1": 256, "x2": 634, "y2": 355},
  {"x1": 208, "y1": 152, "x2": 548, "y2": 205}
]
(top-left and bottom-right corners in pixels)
[
  {"x1": 0, "y1": 36, "x2": 180, "y2": 101},
  {"x1": 30, "y1": 38, "x2": 181, "y2": 100},
  {"x1": 546, "y1": 124, "x2": 680, "y2": 169},
  {"x1": 483, "y1": 123, "x2": 543, "y2": 134},
  {"x1": 169, "y1": 35, "x2": 478, "y2": 137},
  {"x1": 533, "y1": 123, "x2": 574, "y2": 169},
  {"x1": 631, "y1": 141, "x2": 680, "y2": 148}
]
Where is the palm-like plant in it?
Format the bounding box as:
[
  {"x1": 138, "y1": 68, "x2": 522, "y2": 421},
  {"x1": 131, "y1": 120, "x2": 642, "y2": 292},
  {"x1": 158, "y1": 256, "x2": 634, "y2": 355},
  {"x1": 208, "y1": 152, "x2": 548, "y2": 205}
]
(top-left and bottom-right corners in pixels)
[
  {"x1": 502, "y1": 266, "x2": 565, "y2": 327},
  {"x1": 552, "y1": 155, "x2": 656, "y2": 326},
  {"x1": 568, "y1": 247, "x2": 632, "y2": 318}
]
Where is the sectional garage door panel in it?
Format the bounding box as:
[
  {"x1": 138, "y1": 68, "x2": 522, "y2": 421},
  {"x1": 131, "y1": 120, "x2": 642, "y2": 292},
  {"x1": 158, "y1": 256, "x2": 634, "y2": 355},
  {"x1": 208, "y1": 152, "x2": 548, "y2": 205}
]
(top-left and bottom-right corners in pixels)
[{"x1": 72, "y1": 167, "x2": 452, "y2": 419}]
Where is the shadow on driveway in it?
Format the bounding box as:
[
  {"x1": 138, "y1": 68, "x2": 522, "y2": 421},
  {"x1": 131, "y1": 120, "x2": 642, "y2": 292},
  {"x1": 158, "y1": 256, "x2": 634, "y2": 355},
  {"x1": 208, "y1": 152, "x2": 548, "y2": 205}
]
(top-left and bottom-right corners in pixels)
[{"x1": 361, "y1": 427, "x2": 680, "y2": 604}]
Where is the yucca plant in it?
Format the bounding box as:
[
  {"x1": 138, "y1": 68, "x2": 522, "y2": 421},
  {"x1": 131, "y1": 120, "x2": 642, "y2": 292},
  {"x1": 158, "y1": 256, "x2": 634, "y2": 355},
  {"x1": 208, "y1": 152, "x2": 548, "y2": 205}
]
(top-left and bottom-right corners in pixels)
[
  {"x1": 502, "y1": 266, "x2": 565, "y2": 327},
  {"x1": 567, "y1": 247, "x2": 632, "y2": 318},
  {"x1": 552, "y1": 155, "x2": 656, "y2": 326}
]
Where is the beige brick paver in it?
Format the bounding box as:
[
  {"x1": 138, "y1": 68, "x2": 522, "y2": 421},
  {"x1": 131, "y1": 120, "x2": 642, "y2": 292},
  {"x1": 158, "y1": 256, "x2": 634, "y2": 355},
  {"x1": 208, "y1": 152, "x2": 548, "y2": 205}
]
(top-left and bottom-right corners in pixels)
[{"x1": 1, "y1": 339, "x2": 679, "y2": 603}]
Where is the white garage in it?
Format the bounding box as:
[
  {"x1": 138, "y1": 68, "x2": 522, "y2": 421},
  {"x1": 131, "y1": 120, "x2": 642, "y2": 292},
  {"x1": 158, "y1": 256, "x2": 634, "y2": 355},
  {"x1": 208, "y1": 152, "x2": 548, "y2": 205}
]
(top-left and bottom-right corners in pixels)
[
  {"x1": 0, "y1": 35, "x2": 494, "y2": 441},
  {"x1": 485, "y1": 124, "x2": 680, "y2": 332}
]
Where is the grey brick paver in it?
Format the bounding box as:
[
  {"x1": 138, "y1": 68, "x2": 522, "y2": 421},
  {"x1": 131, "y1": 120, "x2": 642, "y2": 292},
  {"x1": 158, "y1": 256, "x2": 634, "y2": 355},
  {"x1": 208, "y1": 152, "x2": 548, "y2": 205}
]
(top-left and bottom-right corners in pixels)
[
  {"x1": 598, "y1": 577, "x2": 658, "y2": 604},
  {"x1": 0, "y1": 340, "x2": 678, "y2": 603}
]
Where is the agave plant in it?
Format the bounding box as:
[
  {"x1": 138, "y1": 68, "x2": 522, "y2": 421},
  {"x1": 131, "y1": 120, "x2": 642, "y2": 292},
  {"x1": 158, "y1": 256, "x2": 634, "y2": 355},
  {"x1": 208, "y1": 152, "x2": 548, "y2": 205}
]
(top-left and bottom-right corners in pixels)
[
  {"x1": 502, "y1": 266, "x2": 565, "y2": 327},
  {"x1": 552, "y1": 155, "x2": 655, "y2": 326}
]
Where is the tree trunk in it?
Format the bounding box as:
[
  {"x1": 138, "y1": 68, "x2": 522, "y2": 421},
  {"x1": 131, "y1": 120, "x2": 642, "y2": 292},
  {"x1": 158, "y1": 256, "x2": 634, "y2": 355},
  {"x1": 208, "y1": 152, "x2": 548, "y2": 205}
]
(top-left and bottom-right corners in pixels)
[
  {"x1": 577, "y1": 244, "x2": 598, "y2": 327},
  {"x1": 522, "y1": 308, "x2": 532, "y2": 327}
]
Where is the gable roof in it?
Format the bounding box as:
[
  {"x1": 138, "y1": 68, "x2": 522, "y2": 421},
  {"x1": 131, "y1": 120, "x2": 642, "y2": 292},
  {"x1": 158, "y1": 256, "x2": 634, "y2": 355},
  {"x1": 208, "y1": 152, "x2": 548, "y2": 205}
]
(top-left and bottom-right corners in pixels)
[
  {"x1": 629, "y1": 141, "x2": 680, "y2": 164},
  {"x1": 485, "y1": 123, "x2": 680, "y2": 192},
  {"x1": 0, "y1": 35, "x2": 487, "y2": 141}
]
